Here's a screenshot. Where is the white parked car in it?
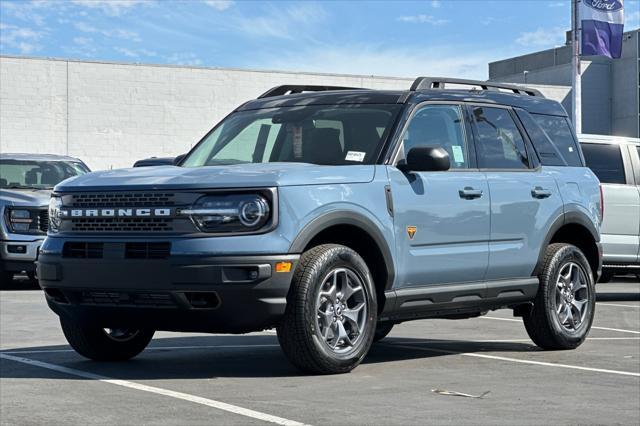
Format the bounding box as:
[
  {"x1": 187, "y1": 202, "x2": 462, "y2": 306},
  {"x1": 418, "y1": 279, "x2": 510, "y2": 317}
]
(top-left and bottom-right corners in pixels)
[{"x1": 580, "y1": 134, "x2": 640, "y2": 282}]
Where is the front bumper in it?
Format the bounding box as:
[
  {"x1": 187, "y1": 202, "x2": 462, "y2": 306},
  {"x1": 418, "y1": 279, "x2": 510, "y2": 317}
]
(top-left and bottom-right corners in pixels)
[
  {"x1": 1, "y1": 239, "x2": 43, "y2": 272},
  {"x1": 38, "y1": 247, "x2": 299, "y2": 333}
]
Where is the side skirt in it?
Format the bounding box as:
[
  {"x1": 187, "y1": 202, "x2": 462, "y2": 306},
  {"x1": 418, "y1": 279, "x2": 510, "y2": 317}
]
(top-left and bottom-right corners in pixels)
[{"x1": 380, "y1": 278, "x2": 538, "y2": 322}]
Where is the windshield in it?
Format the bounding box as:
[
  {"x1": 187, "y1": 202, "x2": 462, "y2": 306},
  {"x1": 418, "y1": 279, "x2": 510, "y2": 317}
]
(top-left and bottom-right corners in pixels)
[
  {"x1": 182, "y1": 104, "x2": 402, "y2": 167},
  {"x1": 0, "y1": 160, "x2": 90, "y2": 189}
]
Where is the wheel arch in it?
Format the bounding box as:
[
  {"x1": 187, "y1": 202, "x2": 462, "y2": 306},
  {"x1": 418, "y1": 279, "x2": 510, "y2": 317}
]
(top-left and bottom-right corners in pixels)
[
  {"x1": 536, "y1": 212, "x2": 601, "y2": 280},
  {"x1": 289, "y1": 211, "x2": 395, "y2": 313}
]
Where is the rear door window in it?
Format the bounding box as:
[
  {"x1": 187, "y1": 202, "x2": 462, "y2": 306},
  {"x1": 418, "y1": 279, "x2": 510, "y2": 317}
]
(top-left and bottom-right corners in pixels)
[
  {"x1": 471, "y1": 106, "x2": 529, "y2": 169},
  {"x1": 581, "y1": 143, "x2": 626, "y2": 184}
]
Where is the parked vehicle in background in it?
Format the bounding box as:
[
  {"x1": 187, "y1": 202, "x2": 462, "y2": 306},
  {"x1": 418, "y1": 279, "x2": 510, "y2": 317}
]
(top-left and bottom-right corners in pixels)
[
  {"x1": 39, "y1": 78, "x2": 602, "y2": 374},
  {"x1": 579, "y1": 134, "x2": 640, "y2": 282},
  {"x1": 1, "y1": 154, "x2": 90, "y2": 284},
  {"x1": 133, "y1": 157, "x2": 177, "y2": 167}
]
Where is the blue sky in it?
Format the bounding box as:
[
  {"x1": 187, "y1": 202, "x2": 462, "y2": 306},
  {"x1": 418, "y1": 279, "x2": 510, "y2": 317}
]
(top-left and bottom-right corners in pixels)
[{"x1": 1, "y1": 0, "x2": 638, "y2": 79}]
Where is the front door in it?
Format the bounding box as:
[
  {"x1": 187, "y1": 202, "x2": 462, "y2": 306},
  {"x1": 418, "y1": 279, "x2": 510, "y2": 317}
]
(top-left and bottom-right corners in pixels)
[{"x1": 388, "y1": 103, "x2": 490, "y2": 288}]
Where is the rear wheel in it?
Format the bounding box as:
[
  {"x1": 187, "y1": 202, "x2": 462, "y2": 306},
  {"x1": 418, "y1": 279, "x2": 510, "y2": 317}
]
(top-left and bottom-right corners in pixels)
[
  {"x1": 523, "y1": 243, "x2": 595, "y2": 350},
  {"x1": 60, "y1": 318, "x2": 154, "y2": 361},
  {"x1": 277, "y1": 244, "x2": 377, "y2": 374}
]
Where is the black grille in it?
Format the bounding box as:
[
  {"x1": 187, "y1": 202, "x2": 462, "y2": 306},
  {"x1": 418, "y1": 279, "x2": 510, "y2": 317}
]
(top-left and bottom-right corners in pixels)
[
  {"x1": 78, "y1": 291, "x2": 176, "y2": 308},
  {"x1": 62, "y1": 242, "x2": 104, "y2": 259},
  {"x1": 71, "y1": 218, "x2": 173, "y2": 233},
  {"x1": 38, "y1": 210, "x2": 49, "y2": 233},
  {"x1": 70, "y1": 192, "x2": 176, "y2": 207},
  {"x1": 125, "y1": 242, "x2": 171, "y2": 259}
]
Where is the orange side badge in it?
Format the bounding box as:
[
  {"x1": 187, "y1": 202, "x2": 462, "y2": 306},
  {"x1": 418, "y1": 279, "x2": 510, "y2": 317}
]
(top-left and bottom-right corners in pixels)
[{"x1": 406, "y1": 226, "x2": 417, "y2": 240}]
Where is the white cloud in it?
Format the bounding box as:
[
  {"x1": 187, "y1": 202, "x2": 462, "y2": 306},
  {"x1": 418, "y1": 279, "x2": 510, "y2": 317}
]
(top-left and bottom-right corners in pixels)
[
  {"x1": 0, "y1": 23, "x2": 44, "y2": 54},
  {"x1": 547, "y1": 1, "x2": 567, "y2": 7},
  {"x1": 204, "y1": 0, "x2": 234, "y2": 11},
  {"x1": 626, "y1": 10, "x2": 640, "y2": 28},
  {"x1": 234, "y1": 3, "x2": 327, "y2": 39},
  {"x1": 70, "y1": 0, "x2": 152, "y2": 16},
  {"x1": 73, "y1": 36, "x2": 93, "y2": 46},
  {"x1": 431, "y1": 0, "x2": 442, "y2": 8},
  {"x1": 516, "y1": 27, "x2": 566, "y2": 47},
  {"x1": 73, "y1": 22, "x2": 142, "y2": 42},
  {"x1": 397, "y1": 14, "x2": 449, "y2": 25},
  {"x1": 166, "y1": 52, "x2": 202, "y2": 66}
]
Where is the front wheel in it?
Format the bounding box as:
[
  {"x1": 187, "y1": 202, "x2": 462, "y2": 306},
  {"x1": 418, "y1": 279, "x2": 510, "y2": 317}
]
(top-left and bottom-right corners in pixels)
[
  {"x1": 61, "y1": 318, "x2": 154, "y2": 361},
  {"x1": 277, "y1": 244, "x2": 377, "y2": 374},
  {"x1": 523, "y1": 243, "x2": 595, "y2": 350}
]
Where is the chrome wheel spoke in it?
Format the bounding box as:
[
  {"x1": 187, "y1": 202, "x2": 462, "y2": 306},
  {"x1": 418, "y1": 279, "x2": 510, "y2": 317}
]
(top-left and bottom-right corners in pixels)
[
  {"x1": 335, "y1": 320, "x2": 352, "y2": 347},
  {"x1": 342, "y1": 303, "x2": 364, "y2": 327}
]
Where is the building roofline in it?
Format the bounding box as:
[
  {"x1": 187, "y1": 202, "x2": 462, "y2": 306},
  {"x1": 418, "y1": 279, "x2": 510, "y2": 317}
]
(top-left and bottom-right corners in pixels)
[{"x1": 0, "y1": 54, "x2": 414, "y2": 82}]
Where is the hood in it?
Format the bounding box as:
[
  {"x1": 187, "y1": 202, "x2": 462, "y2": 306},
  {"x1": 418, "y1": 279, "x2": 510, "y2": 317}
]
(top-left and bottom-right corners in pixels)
[
  {"x1": 54, "y1": 163, "x2": 376, "y2": 192},
  {"x1": 0, "y1": 188, "x2": 52, "y2": 208}
]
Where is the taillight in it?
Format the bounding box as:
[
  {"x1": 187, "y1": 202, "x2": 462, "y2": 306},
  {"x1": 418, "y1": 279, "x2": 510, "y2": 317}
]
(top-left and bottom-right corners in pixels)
[{"x1": 599, "y1": 184, "x2": 604, "y2": 224}]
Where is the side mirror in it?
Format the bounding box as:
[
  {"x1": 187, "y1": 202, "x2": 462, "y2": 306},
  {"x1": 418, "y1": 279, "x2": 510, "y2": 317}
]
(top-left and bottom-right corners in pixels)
[
  {"x1": 173, "y1": 154, "x2": 187, "y2": 166},
  {"x1": 397, "y1": 146, "x2": 450, "y2": 172}
]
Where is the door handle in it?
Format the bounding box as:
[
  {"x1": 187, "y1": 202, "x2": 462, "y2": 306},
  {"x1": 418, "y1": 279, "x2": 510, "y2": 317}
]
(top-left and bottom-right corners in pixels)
[
  {"x1": 459, "y1": 187, "x2": 483, "y2": 199},
  {"x1": 531, "y1": 187, "x2": 552, "y2": 199}
]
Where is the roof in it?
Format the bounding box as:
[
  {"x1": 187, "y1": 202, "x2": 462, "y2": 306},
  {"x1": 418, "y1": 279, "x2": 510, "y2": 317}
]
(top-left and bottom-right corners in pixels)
[
  {"x1": 0, "y1": 153, "x2": 85, "y2": 162},
  {"x1": 238, "y1": 88, "x2": 568, "y2": 116}
]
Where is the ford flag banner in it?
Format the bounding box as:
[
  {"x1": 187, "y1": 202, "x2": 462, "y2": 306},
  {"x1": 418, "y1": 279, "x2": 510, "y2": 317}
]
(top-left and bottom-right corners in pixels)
[{"x1": 580, "y1": 0, "x2": 625, "y2": 59}]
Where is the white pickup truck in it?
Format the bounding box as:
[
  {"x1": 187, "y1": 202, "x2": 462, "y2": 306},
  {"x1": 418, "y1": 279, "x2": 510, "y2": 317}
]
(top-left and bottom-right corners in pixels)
[{"x1": 580, "y1": 134, "x2": 640, "y2": 282}]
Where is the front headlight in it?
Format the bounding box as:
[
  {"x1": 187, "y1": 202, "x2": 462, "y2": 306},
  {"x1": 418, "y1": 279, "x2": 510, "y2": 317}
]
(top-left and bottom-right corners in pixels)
[
  {"x1": 179, "y1": 193, "x2": 273, "y2": 233},
  {"x1": 6, "y1": 209, "x2": 33, "y2": 232},
  {"x1": 48, "y1": 197, "x2": 63, "y2": 233}
]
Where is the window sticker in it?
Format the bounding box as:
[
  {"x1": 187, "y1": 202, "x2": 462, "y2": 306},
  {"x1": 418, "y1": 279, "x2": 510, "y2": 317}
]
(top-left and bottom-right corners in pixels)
[
  {"x1": 345, "y1": 151, "x2": 366, "y2": 162},
  {"x1": 451, "y1": 145, "x2": 465, "y2": 163}
]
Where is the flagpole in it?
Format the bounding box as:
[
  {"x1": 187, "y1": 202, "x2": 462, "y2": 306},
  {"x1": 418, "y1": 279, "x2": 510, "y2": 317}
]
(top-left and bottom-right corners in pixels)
[{"x1": 572, "y1": 0, "x2": 582, "y2": 134}]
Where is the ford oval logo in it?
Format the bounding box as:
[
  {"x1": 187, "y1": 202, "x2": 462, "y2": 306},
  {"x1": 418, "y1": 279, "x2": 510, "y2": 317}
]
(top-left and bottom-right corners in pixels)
[{"x1": 584, "y1": 0, "x2": 623, "y2": 12}]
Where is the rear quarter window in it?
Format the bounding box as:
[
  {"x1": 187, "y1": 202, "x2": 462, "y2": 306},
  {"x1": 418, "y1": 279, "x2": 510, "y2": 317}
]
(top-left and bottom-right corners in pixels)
[
  {"x1": 581, "y1": 143, "x2": 626, "y2": 184},
  {"x1": 531, "y1": 114, "x2": 582, "y2": 167}
]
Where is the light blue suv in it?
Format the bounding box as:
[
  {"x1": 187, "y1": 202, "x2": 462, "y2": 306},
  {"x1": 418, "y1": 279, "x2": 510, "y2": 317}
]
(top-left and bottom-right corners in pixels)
[{"x1": 38, "y1": 78, "x2": 602, "y2": 374}]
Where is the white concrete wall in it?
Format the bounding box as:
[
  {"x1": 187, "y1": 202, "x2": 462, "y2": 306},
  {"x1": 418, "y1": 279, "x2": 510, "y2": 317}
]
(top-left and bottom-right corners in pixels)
[{"x1": 1, "y1": 56, "x2": 412, "y2": 170}]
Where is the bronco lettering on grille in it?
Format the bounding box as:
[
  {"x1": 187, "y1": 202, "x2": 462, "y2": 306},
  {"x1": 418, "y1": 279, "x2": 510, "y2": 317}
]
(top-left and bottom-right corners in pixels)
[{"x1": 63, "y1": 208, "x2": 173, "y2": 219}]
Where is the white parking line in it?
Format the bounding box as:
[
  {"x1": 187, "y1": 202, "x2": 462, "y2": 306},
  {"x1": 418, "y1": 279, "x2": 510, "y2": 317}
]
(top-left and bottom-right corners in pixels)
[
  {"x1": 481, "y1": 316, "x2": 640, "y2": 334},
  {"x1": 1, "y1": 344, "x2": 280, "y2": 355},
  {"x1": 597, "y1": 302, "x2": 640, "y2": 309},
  {"x1": 0, "y1": 353, "x2": 308, "y2": 426},
  {"x1": 386, "y1": 344, "x2": 640, "y2": 378}
]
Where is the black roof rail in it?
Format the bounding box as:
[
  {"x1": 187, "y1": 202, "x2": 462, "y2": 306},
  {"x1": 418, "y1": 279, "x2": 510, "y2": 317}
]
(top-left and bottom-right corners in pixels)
[
  {"x1": 257, "y1": 85, "x2": 365, "y2": 99},
  {"x1": 410, "y1": 77, "x2": 544, "y2": 97}
]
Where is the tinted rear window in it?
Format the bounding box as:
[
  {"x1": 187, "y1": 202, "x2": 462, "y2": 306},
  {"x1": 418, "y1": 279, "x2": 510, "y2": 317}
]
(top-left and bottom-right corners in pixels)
[
  {"x1": 581, "y1": 143, "x2": 626, "y2": 184},
  {"x1": 531, "y1": 114, "x2": 582, "y2": 166}
]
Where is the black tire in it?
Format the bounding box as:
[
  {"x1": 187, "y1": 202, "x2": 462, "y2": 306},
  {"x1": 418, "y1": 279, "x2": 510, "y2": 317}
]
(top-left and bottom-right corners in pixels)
[
  {"x1": 60, "y1": 318, "x2": 154, "y2": 361},
  {"x1": 373, "y1": 322, "x2": 394, "y2": 343},
  {"x1": 598, "y1": 270, "x2": 614, "y2": 283},
  {"x1": 277, "y1": 244, "x2": 377, "y2": 374},
  {"x1": 523, "y1": 243, "x2": 595, "y2": 350}
]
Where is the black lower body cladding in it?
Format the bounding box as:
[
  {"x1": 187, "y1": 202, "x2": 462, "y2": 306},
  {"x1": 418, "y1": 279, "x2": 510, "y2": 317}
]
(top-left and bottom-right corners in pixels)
[{"x1": 37, "y1": 249, "x2": 299, "y2": 334}]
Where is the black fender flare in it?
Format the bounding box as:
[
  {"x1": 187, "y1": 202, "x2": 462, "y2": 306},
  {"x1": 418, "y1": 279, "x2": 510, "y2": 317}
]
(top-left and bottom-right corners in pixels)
[
  {"x1": 534, "y1": 210, "x2": 600, "y2": 275},
  {"x1": 288, "y1": 210, "x2": 396, "y2": 291}
]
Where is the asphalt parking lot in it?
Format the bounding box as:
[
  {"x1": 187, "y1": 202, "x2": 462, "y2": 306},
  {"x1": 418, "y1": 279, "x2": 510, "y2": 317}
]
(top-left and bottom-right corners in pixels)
[{"x1": 1, "y1": 277, "x2": 638, "y2": 426}]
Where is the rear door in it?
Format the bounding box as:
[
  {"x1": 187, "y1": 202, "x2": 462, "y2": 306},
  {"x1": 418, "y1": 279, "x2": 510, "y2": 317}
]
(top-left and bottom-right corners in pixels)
[
  {"x1": 469, "y1": 105, "x2": 564, "y2": 280},
  {"x1": 581, "y1": 142, "x2": 640, "y2": 265}
]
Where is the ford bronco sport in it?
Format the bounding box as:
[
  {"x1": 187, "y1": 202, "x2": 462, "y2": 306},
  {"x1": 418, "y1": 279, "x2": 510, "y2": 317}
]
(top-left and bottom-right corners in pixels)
[{"x1": 38, "y1": 78, "x2": 602, "y2": 374}]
